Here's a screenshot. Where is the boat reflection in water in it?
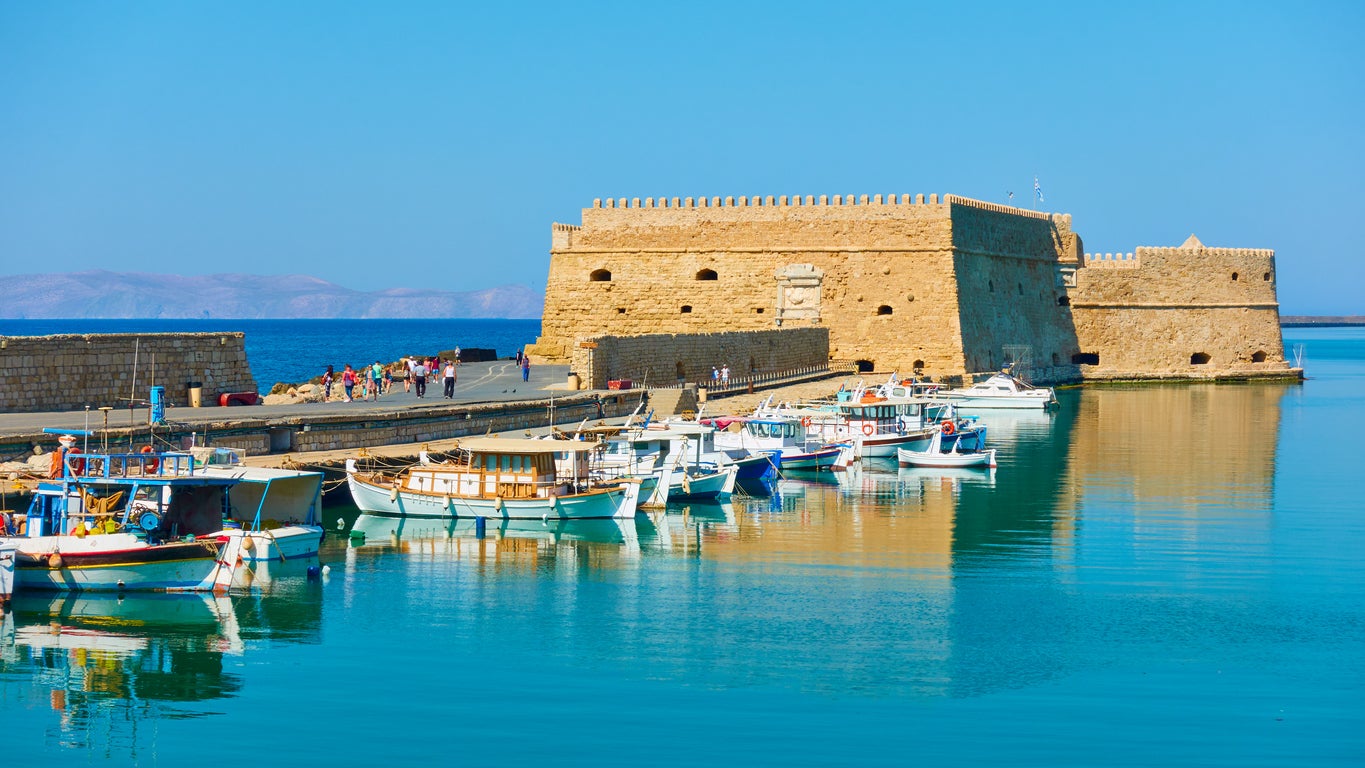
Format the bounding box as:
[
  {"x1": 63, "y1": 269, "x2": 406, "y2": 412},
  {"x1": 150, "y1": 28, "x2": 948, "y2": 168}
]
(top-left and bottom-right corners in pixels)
[
  {"x1": 0, "y1": 581, "x2": 324, "y2": 754},
  {"x1": 347, "y1": 512, "x2": 662, "y2": 571},
  {"x1": 1, "y1": 593, "x2": 241, "y2": 752}
]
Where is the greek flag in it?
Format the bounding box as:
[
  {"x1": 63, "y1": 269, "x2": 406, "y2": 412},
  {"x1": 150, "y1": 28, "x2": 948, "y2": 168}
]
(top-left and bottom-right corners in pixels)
[{"x1": 1033, "y1": 176, "x2": 1044, "y2": 203}]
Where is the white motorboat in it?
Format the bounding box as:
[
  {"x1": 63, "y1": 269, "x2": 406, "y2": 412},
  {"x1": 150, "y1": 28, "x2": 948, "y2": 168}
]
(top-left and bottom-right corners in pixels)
[
  {"x1": 896, "y1": 428, "x2": 998, "y2": 469},
  {"x1": 346, "y1": 436, "x2": 642, "y2": 520},
  {"x1": 933, "y1": 372, "x2": 1057, "y2": 410}
]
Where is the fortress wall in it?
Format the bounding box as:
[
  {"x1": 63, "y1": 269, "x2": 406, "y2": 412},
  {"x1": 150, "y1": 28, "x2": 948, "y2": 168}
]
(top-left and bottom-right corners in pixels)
[
  {"x1": 533, "y1": 196, "x2": 967, "y2": 376},
  {"x1": 948, "y1": 202, "x2": 1083, "y2": 381},
  {"x1": 1071, "y1": 246, "x2": 1288, "y2": 375},
  {"x1": 568, "y1": 328, "x2": 829, "y2": 390},
  {"x1": 0, "y1": 333, "x2": 257, "y2": 413}
]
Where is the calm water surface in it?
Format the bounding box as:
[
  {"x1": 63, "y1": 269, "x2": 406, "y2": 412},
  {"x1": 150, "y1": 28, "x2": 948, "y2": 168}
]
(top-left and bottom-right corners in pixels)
[{"x1": 2, "y1": 328, "x2": 1362, "y2": 766}]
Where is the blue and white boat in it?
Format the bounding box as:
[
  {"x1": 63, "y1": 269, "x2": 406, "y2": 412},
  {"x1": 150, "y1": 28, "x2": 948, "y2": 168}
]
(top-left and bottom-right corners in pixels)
[{"x1": 5, "y1": 432, "x2": 246, "y2": 593}]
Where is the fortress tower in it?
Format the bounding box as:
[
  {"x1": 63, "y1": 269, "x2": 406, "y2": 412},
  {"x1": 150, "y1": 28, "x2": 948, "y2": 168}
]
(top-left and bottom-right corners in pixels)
[{"x1": 528, "y1": 194, "x2": 1293, "y2": 385}]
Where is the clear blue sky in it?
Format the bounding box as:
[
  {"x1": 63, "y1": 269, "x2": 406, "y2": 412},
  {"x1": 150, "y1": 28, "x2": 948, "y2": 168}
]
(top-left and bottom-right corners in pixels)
[{"x1": 2, "y1": 1, "x2": 1361, "y2": 314}]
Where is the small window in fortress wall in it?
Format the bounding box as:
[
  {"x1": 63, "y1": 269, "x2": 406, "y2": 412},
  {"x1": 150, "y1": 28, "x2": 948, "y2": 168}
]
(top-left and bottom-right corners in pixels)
[
  {"x1": 696, "y1": 269, "x2": 718, "y2": 281},
  {"x1": 1263, "y1": 272, "x2": 1271, "y2": 281},
  {"x1": 1252, "y1": 351, "x2": 1267, "y2": 363},
  {"x1": 912, "y1": 359, "x2": 925, "y2": 372},
  {"x1": 755, "y1": 307, "x2": 765, "y2": 314},
  {"x1": 1072, "y1": 352, "x2": 1099, "y2": 365},
  {"x1": 616, "y1": 308, "x2": 626, "y2": 314},
  {"x1": 590, "y1": 269, "x2": 612, "y2": 282},
  {"x1": 681, "y1": 305, "x2": 692, "y2": 313},
  {"x1": 1057, "y1": 295, "x2": 1071, "y2": 307},
  {"x1": 1231, "y1": 272, "x2": 1239, "y2": 281},
  {"x1": 1190, "y1": 352, "x2": 1211, "y2": 365},
  {"x1": 876, "y1": 305, "x2": 893, "y2": 316}
]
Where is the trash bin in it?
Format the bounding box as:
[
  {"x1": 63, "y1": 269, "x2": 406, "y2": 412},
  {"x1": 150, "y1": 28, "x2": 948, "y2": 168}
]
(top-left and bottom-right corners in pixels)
[
  {"x1": 567, "y1": 373, "x2": 581, "y2": 390},
  {"x1": 186, "y1": 381, "x2": 203, "y2": 408},
  {"x1": 150, "y1": 386, "x2": 166, "y2": 424}
]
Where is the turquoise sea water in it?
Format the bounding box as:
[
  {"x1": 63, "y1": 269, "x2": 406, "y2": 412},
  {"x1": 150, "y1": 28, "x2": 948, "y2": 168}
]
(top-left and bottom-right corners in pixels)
[{"x1": 1, "y1": 328, "x2": 1362, "y2": 766}]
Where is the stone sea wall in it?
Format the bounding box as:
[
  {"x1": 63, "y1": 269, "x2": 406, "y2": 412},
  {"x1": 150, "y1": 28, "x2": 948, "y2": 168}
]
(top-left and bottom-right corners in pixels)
[
  {"x1": 0, "y1": 333, "x2": 258, "y2": 413},
  {"x1": 567, "y1": 327, "x2": 830, "y2": 390}
]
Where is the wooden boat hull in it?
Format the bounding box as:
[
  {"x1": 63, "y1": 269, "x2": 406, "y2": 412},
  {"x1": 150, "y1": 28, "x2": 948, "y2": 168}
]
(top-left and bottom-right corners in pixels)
[
  {"x1": 347, "y1": 473, "x2": 640, "y2": 520},
  {"x1": 780, "y1": 447, "x2": 843, "y2": 471},
  {"x1": 233, "y1": 525, "x2": 324, "y2": 562},
  {"x1": 670, "y1": 465, "x2": 739, "y2": 501},
  {"x1": 896, "y1": 447, "x2": 998, "y2": 469},
  {"x1": 11, "y1": 536, "x2": 227, "y2": 592}
]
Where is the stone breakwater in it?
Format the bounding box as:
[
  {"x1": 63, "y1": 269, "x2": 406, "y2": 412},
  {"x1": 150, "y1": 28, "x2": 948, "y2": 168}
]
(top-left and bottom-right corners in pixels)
[{"x1": 0, "y1": 332, "x2": 257, "y2": 414}]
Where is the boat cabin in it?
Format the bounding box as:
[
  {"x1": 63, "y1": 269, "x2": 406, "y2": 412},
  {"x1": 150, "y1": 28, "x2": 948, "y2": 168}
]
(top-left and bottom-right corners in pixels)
[{"x1": 408, "y1": 437, "x2": 603, "y2": 499}]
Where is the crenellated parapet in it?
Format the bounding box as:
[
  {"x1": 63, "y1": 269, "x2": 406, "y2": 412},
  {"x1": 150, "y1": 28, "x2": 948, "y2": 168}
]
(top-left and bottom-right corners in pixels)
[
  {"x1": 591, "y1": 192, "x2": 949, "y2": 209},
  {"x1": 1083, "y1": 252, "x2": 1140, "y2": 268}
]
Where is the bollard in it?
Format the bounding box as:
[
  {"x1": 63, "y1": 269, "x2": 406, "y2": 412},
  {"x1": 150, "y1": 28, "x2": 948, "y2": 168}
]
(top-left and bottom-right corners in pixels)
[{"x1": 475, "y1": 516, "x2": 486, "y2": 539}]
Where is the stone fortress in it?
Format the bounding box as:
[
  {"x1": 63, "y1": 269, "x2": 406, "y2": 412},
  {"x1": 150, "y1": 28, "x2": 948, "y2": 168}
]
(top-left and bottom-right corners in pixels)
[{"x1": 526, "y1": 192, "x2": 1296, "y2": 387}]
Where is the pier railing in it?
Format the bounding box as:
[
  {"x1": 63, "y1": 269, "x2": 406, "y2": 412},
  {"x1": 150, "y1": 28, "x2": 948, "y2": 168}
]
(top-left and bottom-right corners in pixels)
[{"x1": 644, "y1": 363, "x2": 856, "y2": 397}]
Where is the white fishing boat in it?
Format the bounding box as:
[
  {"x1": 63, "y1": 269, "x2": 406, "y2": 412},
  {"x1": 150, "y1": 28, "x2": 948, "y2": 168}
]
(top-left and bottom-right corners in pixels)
[
  {"x1": 933, "y1": 371, "x2": 1057, "y2": 410},
  {"x1": 191, "y1": 448, "x2": 326, "y2": 561},
  {"x1": 346, "y1": 436, "x2": 642, "y2": 520},
  {"x1": 896, "y1": 428, "x2": 998, "y2": 469},
  {"x1": 711, "y1": 417, "x2": 844, "y2": 470}
]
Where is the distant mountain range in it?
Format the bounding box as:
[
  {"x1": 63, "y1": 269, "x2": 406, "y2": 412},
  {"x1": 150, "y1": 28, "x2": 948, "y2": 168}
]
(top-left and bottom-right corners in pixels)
[{"x1": 0, "y1": 271, "x2": 545, "y2": 319}]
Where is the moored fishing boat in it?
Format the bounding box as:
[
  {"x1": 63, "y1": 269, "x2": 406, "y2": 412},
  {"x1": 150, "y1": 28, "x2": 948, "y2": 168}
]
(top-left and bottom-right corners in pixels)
[
  {"x1": 346, "y1": 436, "x2": 641, "y2": 520},
  {"x1": 896, "y1": 428, "x2": 998, "y2": 469},
  {"x1": 3, "y1": 433, "x2": 245, "y2": 593}
]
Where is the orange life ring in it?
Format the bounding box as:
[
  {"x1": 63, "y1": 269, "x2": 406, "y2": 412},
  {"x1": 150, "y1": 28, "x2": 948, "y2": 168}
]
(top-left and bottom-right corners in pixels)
[
  {"x1": 800, "y1": 416, "x2": 812, "y2": 427},
  {"x1": 140, "y1": 445, "x2": 160, "y2": 473},
  {"x1": 861, "y1": 423, "x2": 875, "y2": 436},
  {"x1": 941, "y1": 421, "x2": 956, "y2": 436}
]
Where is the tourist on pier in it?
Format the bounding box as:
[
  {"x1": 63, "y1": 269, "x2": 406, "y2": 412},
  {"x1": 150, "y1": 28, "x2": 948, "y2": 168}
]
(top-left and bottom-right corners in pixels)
[
  {"x1": 443, "y1": 359, "x2": 457, "y2": 398},
  {"x1": 515, "y1": 348, "x2": 523, "y2": 366},
  {"x1": 403, "y1": 357, "x2": 416, "y2": 392},
  {"x1": 454, "y1": 346, "x2": 461, "y2": 364},
  {"x1": 712, "y1": 367, "x2": 719, "y2": 385},
  {"x1": 342, "y1": 364, "x2": 356, "y2": 402},
  {"x1": 370, "y1": 361, "x2": 383, "y2": 400},
  {"x1": 322, "y1": 365, "x2": 334, "y2": 401},
  {"x1": 721, "y1": 365, "x2": 730, "y2": 386},
  {"x1": 382, "y1": 365, "x2": 393, "y2": 394},
  {"x1": 413, "y1": 359, "x2": 428, "y2": 398},
  {"x1": 521, "y1": 355, "x2": 530, "y2": 382}
]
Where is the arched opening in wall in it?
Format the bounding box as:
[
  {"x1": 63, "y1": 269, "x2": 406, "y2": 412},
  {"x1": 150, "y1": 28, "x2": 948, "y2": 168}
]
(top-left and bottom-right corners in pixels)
[
  {"x1": 1252, "y1": 351, "x2": 1267, "y2": 363},
  {"x1": 1231, "y1": 272, "x2": 1239, "y2": 281},
  {"x1": 589, "y1": 269, "x2": 612, "y2": 282},
  {"x1": 1190, "y1": 352, "x2": 1211, "y2": 365},
  {"x1": 680, "y1": 305, "x2": 692, "y2": 313},
  {"x1": 876, "y1": 305, "x2": 893, "y2": 315},
  {"x1": 1072, "y1": 352, "x2": 1100, "y2": 365},
  {"x1": 1057, "y1": 295, "x2": 1071, "y2": 307},
  {"x1": 912, "y1": 359, "x2": 925, "y2": 373},
  {"x1": 1263, "y1": 272, "x2": 1272, "y2": 281},
  {"x1": 854, "y1": 359, "x2": 875, "y2": 373},
  {"x1": 696, "y1": 269, "x2": 718, "y2": 281},
  {"x1": 675, "y1": 362, "x2": 686, "y2": 381},
  {"x1": 1051, "y1": 352, "x2": 1060, "y2": 366}
]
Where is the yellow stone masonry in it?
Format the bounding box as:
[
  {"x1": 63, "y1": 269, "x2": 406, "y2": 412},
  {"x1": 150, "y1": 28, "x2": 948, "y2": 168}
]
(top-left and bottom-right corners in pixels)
[{"x1": 529, "y1": 193, "x2": 1292, "y2": 384}]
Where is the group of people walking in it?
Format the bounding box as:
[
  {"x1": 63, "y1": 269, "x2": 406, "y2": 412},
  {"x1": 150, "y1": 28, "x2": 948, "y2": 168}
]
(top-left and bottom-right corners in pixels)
[{"x1": 319, "y1": 349, "x2": 531, "y2": 403}]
